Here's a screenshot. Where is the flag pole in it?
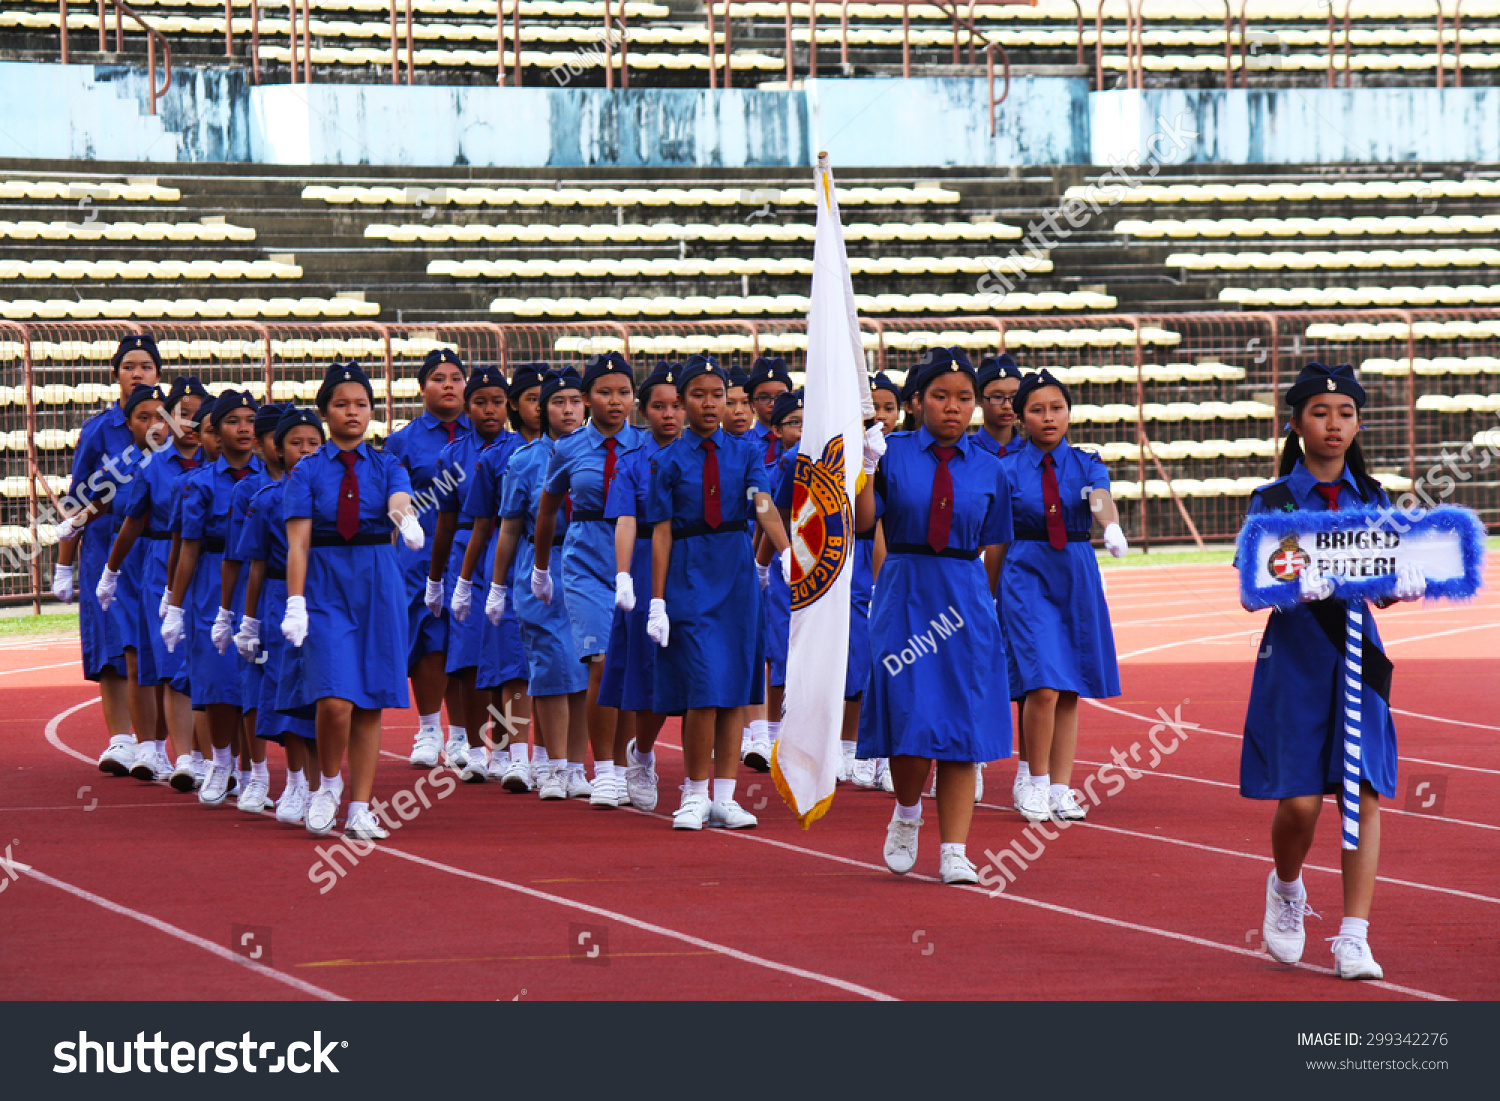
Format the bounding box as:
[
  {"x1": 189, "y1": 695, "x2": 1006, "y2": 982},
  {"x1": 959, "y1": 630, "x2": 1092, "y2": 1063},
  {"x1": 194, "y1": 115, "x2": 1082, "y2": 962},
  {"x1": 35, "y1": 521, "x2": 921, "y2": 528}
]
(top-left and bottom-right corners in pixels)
[{"x1": 1341, "y1": 600, "x2": 1363, "y2": 850}]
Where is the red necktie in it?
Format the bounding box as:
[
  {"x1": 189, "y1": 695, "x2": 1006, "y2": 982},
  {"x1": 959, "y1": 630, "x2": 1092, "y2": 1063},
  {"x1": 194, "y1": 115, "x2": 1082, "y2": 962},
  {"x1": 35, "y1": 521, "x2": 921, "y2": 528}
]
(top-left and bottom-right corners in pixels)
[
  {"x1": 1041, "y1": 451, "x2": 1067, "y2": 551},
  {"x1": 229, "y1": 465, "x2": 253, "y2": 482},
  {"x1": 927, "y1": 445, "x2": 956, "y2": 553},
  {"x1": 440, "y1": 420, "x2": 458, "y2": 444},
  {"x1": 336, "y1": 450, "x2": 360, "y2": 540},
  {"x1": 180, "y1": 456, "x2": 199, "y2": 470},
  {"x1": 563, "y1": 494, "x2": 573, "y2": 522},
  {"x1": 603, "y1": 437, "x2": 618, "y2": 501},
  {"x1": 1315, "y1": 483, "x2": 1341, "y2": 512},
  {"x1": 702, "y1": 438, "x2": 722, "y2": 530},
  {"x1": 764, "y1": 433, "x2": 777, "y2": 463}
]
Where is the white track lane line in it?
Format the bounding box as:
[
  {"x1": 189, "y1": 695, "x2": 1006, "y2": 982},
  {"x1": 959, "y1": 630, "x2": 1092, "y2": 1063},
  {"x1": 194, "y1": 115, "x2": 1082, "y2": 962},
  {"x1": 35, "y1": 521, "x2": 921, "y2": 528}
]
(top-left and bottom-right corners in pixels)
[
  {"x1": 45, "y1": 698, "x2": 98, "y2": 765},
  {"x1": 0, "y1": 660, "x2": 85, "y2": 676},
  {"x1": 1393, "y1": 709, "x2": 1500, "y2": 734},
  {"x1": 1382, "y1": 623, "x2": 1500, "y2": 647}
]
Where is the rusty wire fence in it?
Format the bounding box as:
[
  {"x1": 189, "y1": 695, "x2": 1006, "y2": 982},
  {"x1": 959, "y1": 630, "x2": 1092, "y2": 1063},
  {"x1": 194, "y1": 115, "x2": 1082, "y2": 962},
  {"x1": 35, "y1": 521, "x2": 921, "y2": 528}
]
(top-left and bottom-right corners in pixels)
[{"x1": 6, "y1": 310, "x2": 1498, "y2": 607}]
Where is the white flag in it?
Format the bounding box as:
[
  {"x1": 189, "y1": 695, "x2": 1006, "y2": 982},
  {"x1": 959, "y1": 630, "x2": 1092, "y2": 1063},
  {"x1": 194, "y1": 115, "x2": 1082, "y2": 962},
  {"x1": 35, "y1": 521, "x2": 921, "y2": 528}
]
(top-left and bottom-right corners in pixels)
[{"x1": 770, "y1": 153, "x2": 871, "y2": 829}]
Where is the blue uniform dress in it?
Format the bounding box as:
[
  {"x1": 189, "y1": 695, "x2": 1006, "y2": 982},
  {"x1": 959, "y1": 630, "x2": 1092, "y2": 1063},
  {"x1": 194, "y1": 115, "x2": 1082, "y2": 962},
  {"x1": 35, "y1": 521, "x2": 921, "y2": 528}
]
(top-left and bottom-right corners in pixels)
[
  {"x1": 857, "y1": 427, "x2": 1013, "y2": 763},
  {"x1": 1240, "y1": 462, "x2": 1399, "y2": 800},
  {"x1": 999, "y1": 437, "x2": 1120, "y2": 699},
  {"x1": 762, "y1": 445, "x2": 797, "y2": 689},
  {"x1": 239, "y1": 480, "x2": 317, "y2": 742},
  {"x1": 277, "y1": 441, "x2": 413, "y2": 711},
  {"x1": 646, "y1": 427, "x2": 769, "y2": 712},
  {"x1": 107, "y1": 454, "x2": 151, "y2": 658},
  {"x1": 462, "y1": 438, "x2": 529, "y2": 691},
  {"x1": 122, "y1": 447, "x2": 201, "y2": 687},
  {"x1": 226, "y1": 469, "x2": 273, "y2": 711},
  {"x1": 385, "y1": 411, "x2": 472, "y2": 671},
  {"x1": 544, "y1": 422, "x2": 647, "y2": 660},
  {"x1": 598, "y1": 437, "x2": 672, "y2": 713},
  {"x1": 166, "y1": 482, "x2": 193, "y2": 697},
  {"x1": 69, "y1": 404, "x2": 135, "y2": 680},
  {"x1": 501, "y1": 438, "x2": 589, "y2": 697},
  {"x1": 179, "y1": 456, "x2": 263, "y2": 709},
  {"x1": 974, "y1": 434, "x2": 1020, "y2": 697}
]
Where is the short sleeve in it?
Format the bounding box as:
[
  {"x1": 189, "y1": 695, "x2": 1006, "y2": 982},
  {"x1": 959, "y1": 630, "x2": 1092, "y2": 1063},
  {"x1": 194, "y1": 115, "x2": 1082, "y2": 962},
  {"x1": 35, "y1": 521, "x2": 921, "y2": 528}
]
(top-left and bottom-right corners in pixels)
[
  {"x1": 463, "y1": 452, "x2": 501, "y2": 520},
  {"x1": 644, "y1": 453, "x2": 675, "y2": 526},
  {"x1": 872, "y1": 455, "x2": 889, "y2": 523},
  {"x1": 604, "y1": 455, "x2": 640, "y2": 520},
  {"x1": 168, "y1": 484, "x2": 183, "y2": 533},
  {"x1": 68, "y1": 419, "x2": 104, "y2": 498},
  {"x1": 124, "y1": 464, "x2": 153, "y2": 519},
  {"x1": 223, "y1": 482, "x2": 253, "y2": 562},
  {"x1": 978, "y1": 461, "x2": 1014, "y2": 546},
  {"x1": 239, "y1": 493, "x2": 271, "y2": 562},
  {"x1": 498, "y1": 451, "x2": 531, "y2": 520},
  {"x1": 1083, "y1": 449, "x2": 1111, "y2": 493},
  {"x1": 772, "y1": 448, "x2": 798, "y2": 510},
  {"x1": 542, "y1": 445, "x2": 572, "y2": 497},
  {"x1": 744, "y1": 446, "x2": 771, "y2": 498},
  {"x1": 381, "y1": 450, "x2": 413, "y2": 498},
  {"x1": 282, "y1": 457, "x2": 314, "y2": 521},
  {"x1": 178, "y1": 475, "x2": 210, "y2": 541},
  {"x1": 433, "y1": 450, "x2": 463, "y2": 514}
]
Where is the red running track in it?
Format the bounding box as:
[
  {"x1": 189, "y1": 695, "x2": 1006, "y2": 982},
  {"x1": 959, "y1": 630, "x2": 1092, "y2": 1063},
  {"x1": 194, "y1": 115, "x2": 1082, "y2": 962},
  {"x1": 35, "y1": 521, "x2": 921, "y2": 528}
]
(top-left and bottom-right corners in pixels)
[{"x1": 1, "y1": 555, "x2": 1496, "y2": 1001}]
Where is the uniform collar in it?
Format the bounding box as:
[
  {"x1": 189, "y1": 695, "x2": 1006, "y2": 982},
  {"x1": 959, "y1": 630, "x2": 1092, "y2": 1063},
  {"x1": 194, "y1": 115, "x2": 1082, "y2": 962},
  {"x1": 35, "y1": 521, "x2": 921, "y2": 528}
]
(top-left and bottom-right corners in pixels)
[
  {"x1": 419, "y1": 410, "x2": 467, "y2": 432},
  {"x1": 915, "y1": 424, "x2": 973, "y2": 458},
  {"x1": 750, "y1": 420, "x2": 771, "y2": 440},
  {"x1": 687, "y1": 426, "x2": 728, "y2": 451},
  {"x1": 584, "y1": 421, "x2": 633, "y2": 448},
  {"x1": 213, "y1": 453, "x2": 261, "y2": 475},
  {"x1": 105, "y1": 403, "x2": 127, "y2": 427},
  {"x1": 1288, "y1": 458, "x2": 1358, "y2": 498},
  {"x1": 323, "y1": 440, "x2": 372, "y2": 461},
  {"x1": 1020, "y1": 437, "x2": 1069, "y2": 468}
]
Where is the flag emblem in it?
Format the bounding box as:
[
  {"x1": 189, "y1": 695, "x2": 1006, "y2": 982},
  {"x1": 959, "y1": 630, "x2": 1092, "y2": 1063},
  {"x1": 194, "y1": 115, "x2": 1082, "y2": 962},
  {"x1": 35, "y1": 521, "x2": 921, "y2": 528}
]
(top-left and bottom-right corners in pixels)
[
  {"x1": 1269, "y1": 534, "x2": 1308, "y2": 582},
  {"x1": 789, "y1": 437, "x2": 852, "y2": 610}
]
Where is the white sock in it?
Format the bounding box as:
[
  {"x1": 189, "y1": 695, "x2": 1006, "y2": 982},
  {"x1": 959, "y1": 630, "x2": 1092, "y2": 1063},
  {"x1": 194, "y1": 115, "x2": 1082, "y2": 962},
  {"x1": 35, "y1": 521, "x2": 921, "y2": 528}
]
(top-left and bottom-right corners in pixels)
[
  {"x1": 595, "y1": 760, "x2": 616, "y2": 781},
  {"x1": 1049, "y1": 782, "x2": 1069, "y2": 802},
  {"x1": 249, "y1": 760, "x2": 267, "y2": 784},
  {"x1": 418, "y1": 711, "x2": 441, "y2": 731},
  {"x1": 322, "y1": 772, "x2": 342, "y2": 794},
  {"x1": 767, "y1": 721, "x2": 782, "y2": 741},
  {"x1": 449, "y1": 725, "x2": 466, "y2": 744},
  {"x1": 1339, "y1": 916, "x2": 1369, "y2": 941},
  {"x1": 685, "y1": 778, "x2": 709, "y2": 797},
  {"x1": 510, "y1": 743, "x2": 529, "y2": 764},
  {"x1": 940, "y1": 842, "x2": 966, "y2": 859},
  {"x1": 842, "y1": 741, "x2": 856, "y2": 760},
  {"x1": 713, "y1": 778, "x2": 735, "y2": 804},
  {"x1": 191, "y1": 750, "x2": 204, "y2": 767},
  {"x1": 347, "y1": 800, "x2": 368, "y2": 819},
  {"x1": 1031, "y1": 773, "x2": 1050, "y2": 793},
  {"x1": 1016, "y1": 760, "x2": 1030, "y2": 783},
  {"x1": 286, "y1": 768, "x2": 304, "y2": 792},
  {"x1": 1273, "y1": 873, "x2": 1304, "y2": 900},
  {"x1": 212, "y1": 745, "x2": 232, "y2": 770},
  {"x1": 533, "y1": 746, "x2": 550, "y2": 765},
  {"x1": 630, "y1": 742, "x2": 654, "y2": 767},
  {"x1": 749, "y1": 719, "x2": 768, "y2": 739},
  {"x1": 555, "y1": 759, "x2": 570, "y2": 773},
  {"x1": 894, "y1": 800, "x2": 922, "y2": 821}
]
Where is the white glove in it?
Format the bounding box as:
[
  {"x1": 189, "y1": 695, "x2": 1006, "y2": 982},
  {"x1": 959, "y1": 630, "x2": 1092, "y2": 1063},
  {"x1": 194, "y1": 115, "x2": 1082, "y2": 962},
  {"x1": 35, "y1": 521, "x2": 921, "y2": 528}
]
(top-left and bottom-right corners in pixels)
[
  {"x1": 1103, "y1": 521, "x2": 1128, "y2": 559},
  {"x1": 158, "y1": 585, "x2": 171, "y2": 620},
  {"x1": 210, "y1": 606, "x2": 235, "y2": 654},
  {"x1": 646, "y1": 598, "x2": 670, "y2": 648},
  {"x1": 1299, "y1": 560, "x2": 1334, "y2": 603},
  {"x1": 531, "y1": 566, "x2": 554, "y2": 604},
  {"x1": 51, "y1": 563, "x2": 74, "y2": 604},
  {"x1": 485, "y1": 582, "x2": 508, "y2": 625},
  {"x1": 398, "y1": 512, "x2": 425, "y2": 551},
  {"x1": 1393, "y1": 562, "x2": 1427, "y2": 603},
  {"x1": 451, "y1": 576, "x2": 473, "y2": 622},
  {"x1": 95, "y1": 565, "x2": 121, "y2": 610},
  {"x1": 862, "y1": 423, "x2": 887, "y2": 475},
  {"x1": 779, "y1": 546, "x2": 792, "y2": 582},
  {"x1": 424, "y1": 577, "x2": 445, "y2": 617},
  {"x1": 234, "y1": 616, "x2": 261, "y2": 661},
  {"x1": 281, "y1": 594, "x2": 308, "y2": 648},
  {"x1": 756, "y1": 562, "x2": 770, "y2": 589},
  {"x1": 161, "y1": 605, "x2": 185, "y2": 652},
  {"x1": 614, "y1": 571, "x2": 636, "y2": 611},
  {"x1": 53, "y1": 513, "x2": 84, "y2": 543}
]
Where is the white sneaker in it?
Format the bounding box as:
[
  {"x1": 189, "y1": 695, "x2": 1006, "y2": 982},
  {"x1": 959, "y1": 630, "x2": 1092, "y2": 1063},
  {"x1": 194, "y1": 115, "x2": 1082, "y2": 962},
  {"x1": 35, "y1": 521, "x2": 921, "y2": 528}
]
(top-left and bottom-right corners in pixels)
[
  {"x1": 1012, "y1": 772, "x2": 1029, "y2": 812},
  {"x1": 306, "y1": 787, "x2": 339, "y2": 835},
  {"x1": 486, "y1": 751, "x2": 509, "y2": 784},
  {"x1": 1329, "y1": 935, "x2": 1383, "y2": 980},
  {"x1": 615, "y1": 781, "x2": 631, "y2": 807},
  {"x1": 624, "y1": 744, "x2": 659, "y2": 811},
  {"x1": 743, "y1": 736, "x2": 771, "y2": 773},
  {"x1": 537, "y1": 765, "x2": 567, "y2": 801},
  {"x1": 192, "y1": 758, "x2": 208, "y2": 789},
  {"x1": 850, "y1": 758, "x2": 878, "y2": 789},
  {"x1": 236, "y1": 775, "x2": 274, "y2": 813},
  {"x1": 98, "y1": 735, "x2": 136, "y2": 777},
  {"x1": 344, "y1": 805, "x2": 390, "y2": 841},
  {"x1": 672, "y1": 791, "x2": 711, "y2": 830},
  {"x1": 565, "y1": 767, "x2": 593, "y2": 800},
  {"x1": 409, "y1": 725, "x2": 441, "y2": 769},
  {"x1": 1262, "y1": 871, "x2": 1319, "y2": 964},
  {"x1": 879, "y1": 760, "x2": 894, "y2": 793},
  {"x1": 129, "y1": 742, "x2": 162, "y2": 781},
  {"x1": 940, "y1": 850, "x2": 979, "y2": 885},
  {"x1": 708, "y1": 799, "x2": 758, "y2": 829},
  {"x1": 1016, "y1": 783, "x2": 1052, "y2": 823},
  {"x1": 973, "y1": 763, "x2": 985, "y2": 803},
  {"x1": 529, "y1": 758, "x2": 548, "y2": 790},
  {"x1": 460, "y1": 747, "x2": 488, "y2": 783},
  {"x1": 198, "y1": 762, "x2": 231, "y2": 806},
  {"x1": 589, "y1": 773, "x2": 620, "y2": 808},
  {"x1": 275, "y1": 783, "x2": 308, "y2": 825},
  {"x1": 884, "y1": 815, "x2": 922, "y2": 874},
  {"x1": 838, "y1": 747, "x2": 855, "y2": 783},
  {"x1": 444, "y1": 734, "x2": 469, "y2": 769},
  {"x1": 500, "y1": 758, "x2": 532, "y2": 793},
  {"x1": 1050, "y1": 786, "x2": 1087, "y2": 821},
  {"x1": 169, "y1": 754, "x2": 197, "y2": 793}
]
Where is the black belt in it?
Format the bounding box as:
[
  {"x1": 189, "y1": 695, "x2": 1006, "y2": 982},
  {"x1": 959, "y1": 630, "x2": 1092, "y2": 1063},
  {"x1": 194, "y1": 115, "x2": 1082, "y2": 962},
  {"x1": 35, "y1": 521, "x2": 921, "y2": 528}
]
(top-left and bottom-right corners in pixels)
[
  {"x1": 311, "y1": 532, "x2": 391, "y2": 548},
  {"x1": 142, "y1": 530, "x2": 172, "y2": 541},
  {"x1": 1013, "y1": 528, "x2": 1091, "y2": 543},
  {"x1": 524, "y1": 533, "x2": 566, "y2": 546},
  {"x1": 569, "y1": 509, "x2": 614, "y2": 525},
  {"x1": 888, "y1": 542, "x2": 980, "y2": 560},
  {"x1": 201, "y1": 536, "x2": 226, "y2": 553},
  {"x1": 456, "y1": 521, "x2": 475, "y2": 531},
  {"x1": 266, "y1": 566, "x2": 286, "y2": 581},
  {"x1": 672, "y1": 519, "x2": 747, "y2": 539},
  {"x1": 856, "y1": 530, "x2": 875, "y2": 543}
]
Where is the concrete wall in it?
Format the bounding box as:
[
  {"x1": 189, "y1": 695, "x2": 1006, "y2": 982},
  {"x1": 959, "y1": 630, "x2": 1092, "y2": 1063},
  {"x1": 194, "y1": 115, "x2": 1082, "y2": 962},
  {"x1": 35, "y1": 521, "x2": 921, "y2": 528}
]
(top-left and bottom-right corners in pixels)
[{"x1": 0, "y1": 62, "x2": 182, "y2": 161}]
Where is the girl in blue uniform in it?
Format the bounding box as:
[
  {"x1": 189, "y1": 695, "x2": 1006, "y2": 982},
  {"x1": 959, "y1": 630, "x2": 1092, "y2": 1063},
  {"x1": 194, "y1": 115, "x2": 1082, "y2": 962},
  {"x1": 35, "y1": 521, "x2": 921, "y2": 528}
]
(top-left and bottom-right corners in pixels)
[
  {"x1": 162, "y1": 391, "x2": 262, "y2": 807},
  {"x1": 1001, "y1": 369, "x2": 1127, "y2": 824},
  {"x1": 56, "y1": 334, "x2": 162, "y2": 778},
  {"x1": 759, "y1": 389, "x2": 803, "y2": 775},
  {"x1": 1242, "y1": 362, "x2": 1424, "y2": 982},
  {"x1": 506, "y1": 362, "x2": 546, "y2": 441},
  {"x1": 851, "y1": 373, "x2": 899, "y2": 789},
  {"x1": 386, "y1": 348, "x2": 472, "y2": 771},
  {"x1": 646, "y1": 355, "x2": 791, "y2": 831},
  {"x1": 533, "y1": 352, "x2": 646, "y2": 808},
  {"x1": 853, "y1": 348, "x2": 1013, "y2": 884},
  {"x1": 236, "y1": 406, "x2": 326, "y2": 827},
  {"x1": 602, "y1": 362, "x2": 683, "y2": 812},
  {"x1": 488, "y1": 368, "x2": 592, "y2": 801},
  {"x1": 867, "y1": 372, "x2": 902, "y2": 438},
  {"x1": 280, "y1": 363, "x2": 423, "y2": 840},
  {"x1": 722, "y1": 365, "x2": 754, "y2": 440},
  {"x1": 426, "y1": 366, "x2": 520, "y2": 783}
]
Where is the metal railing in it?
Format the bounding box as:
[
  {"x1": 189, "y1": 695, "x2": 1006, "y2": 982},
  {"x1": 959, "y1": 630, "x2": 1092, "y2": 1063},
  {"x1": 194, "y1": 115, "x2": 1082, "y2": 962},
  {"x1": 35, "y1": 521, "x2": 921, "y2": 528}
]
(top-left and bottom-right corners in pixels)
[{"x1": 56, "y1": 0, "x2": 172, "y2": 113}]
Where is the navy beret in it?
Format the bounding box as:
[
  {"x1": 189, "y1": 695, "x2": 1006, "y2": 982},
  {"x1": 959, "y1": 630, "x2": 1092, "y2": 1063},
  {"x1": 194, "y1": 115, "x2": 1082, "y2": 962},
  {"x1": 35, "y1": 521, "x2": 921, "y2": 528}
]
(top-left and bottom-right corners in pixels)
[
  {"x1": 908, "y1": 347, "x2": 977, "y2": 397},
  {"x1": 770, "y1": 389, "x2": 804, "y2": 426},
  {"x1": 253, "y1": 402, "x2": 283, "y2": 436},
  {"x1": 316, "y1": 361, "x2": 374, "y2": 411},
  {"x1": 465, "y1": 365, "x2": 509, "y2": 400},
  {"x1": 676, "y1": 354, "x2": 729, "y2": 393},
  {"x1": 726, "y1": 365, "x2": 751, "y2": 389},
  {"x1": 539, "y1": 367, "x2": 584, "y2": 406},
  {"x1": 163, "y1": 374, "x2": 210, "y2": 413},
  {"x1": 977, "y1": 352, "x2": 1023, "y2": 390},
  {"x1": 640, "y1": 361, "x2": 682, "y2": 400},
  {"x1": 122, "y1": 383, "x2": 165, "y2": 418},
  {"x1": 745, "y1": 356, "x2": 792, "y2": 396},
  {"x1": 210, "y1": 389, "x2": 259, "y2": 428},
  {"x1": 418, "y1": 347, "x2": 466, "y2": 387},
  {"x1": 869, "y1": 372, "x2": 901, "y2": 399},
  {"x1": 112, "y1": 332, "x2": 161, "y2": 372},
  {"x1": 582, "y1": 351, "x2": 634, "y2": 393},
  {"x1": 1013, "y1": 369, "x2": 1073, "y2": 415},
  {"x1": 273, "y1": 405, "x2": 325, "y2": 448},
  {"x1": 508, "y1": 362, "x2": 547, "y2": 398},
  {"x1": 1285, "y1": 361, "x2": 1366, "y2": 409}
]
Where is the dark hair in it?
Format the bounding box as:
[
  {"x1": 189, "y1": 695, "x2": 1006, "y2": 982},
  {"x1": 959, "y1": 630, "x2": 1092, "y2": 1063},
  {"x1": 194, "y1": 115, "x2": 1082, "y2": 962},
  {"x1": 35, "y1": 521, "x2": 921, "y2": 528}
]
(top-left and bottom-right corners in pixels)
[
  {"x1": 916, "y1": 368, "x2": 977, "y2": 404},
  {"x1": 1279, "y1": 399, "x2": 1381, "y2": 501},
  {"x1": 540, "y1": 387, "x2": 579, "y2": 437}
]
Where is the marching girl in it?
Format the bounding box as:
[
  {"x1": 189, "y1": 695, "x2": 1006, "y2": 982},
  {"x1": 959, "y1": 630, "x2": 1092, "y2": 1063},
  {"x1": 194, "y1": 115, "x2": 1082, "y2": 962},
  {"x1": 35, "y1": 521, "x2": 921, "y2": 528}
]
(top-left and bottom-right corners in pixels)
[
  {"x1": 211, "y1": 402, "x2": 285, "y2": 813},
  {"x1": 487, "y1": 368, "x2": 592, "y2": 801},
  {"x1": 162, "y1": 391, "x2": 263, "y2": 807},
  {"x1": 451, "y1": 365, "x2": 539, "y2": 792},
  {"x1": 55, "y1": 334, "x2": 162, "y2": 778},
  {"x1": 645, "y1": 354, "x2": 791, "y2": 831},
  {"x1": 532, "y1": 352, "x2": 646, "y2": 808},
  {"x1": 600, "y1": 361, "x2": 683, "y2": 811},
  {"x1": 743, "y1": 356, "x2": 792, "y2": 460},
  {"x1": 385, "y1": 348, "x2": 471, "y2": 772},
  {"x1": 425, "y1": 366, "x2": 520, "y2": 783},
  {"x1": 758, "y1": 390, "x2": 803, "y2": 775},
  {"x1": 1000, "y1": 369, "x2": 1126, "y2": 824},
  {"x1": 1242, "y1": 362, "x2": 1423, "y2": 981},
  {"x1": 279, "y1": 362, "x2": 425, "y2": 839},
  {"x1": 723, "y1": 365, "x2": 755, "y2": 440},
  {"x1": 235, "y1": 406, "x2": 326, "y2": 827},
  {"x1": 867, "y1": 371, "x2": 902, "y2": 438},
  {"x1": 853, "y1": 348, "x2": 1012, "y2": 884}
]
